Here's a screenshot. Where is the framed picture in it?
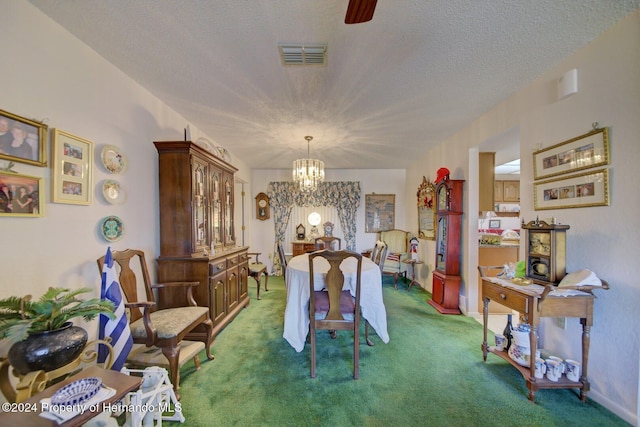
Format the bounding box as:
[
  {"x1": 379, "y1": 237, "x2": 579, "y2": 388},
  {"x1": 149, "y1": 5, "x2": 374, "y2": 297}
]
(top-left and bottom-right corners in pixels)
[
  {"x1": 489, "y1": 219, "x2": 501, "y2": 228},
  {"x1": 0, "y1": 109, "x2": 48, "y2": 166},
  {"x1": 0, "y1": 171, "x2": 43, "y2": 217},
  {"x1": 52, "y1": 129, "x2": 93, "y2": 205},
  {"x1": 365, "y1": 193, "x2": 395, "y2": 233},
  {"x1": 416, "y1": 176, "x2": 435, "y2": 240},
  {"x1": 533, "y1": 127, "x2": 609, "y2": 180},
  {"x1": 534, "y1": 168, "x2": 609, "y2": 210}
]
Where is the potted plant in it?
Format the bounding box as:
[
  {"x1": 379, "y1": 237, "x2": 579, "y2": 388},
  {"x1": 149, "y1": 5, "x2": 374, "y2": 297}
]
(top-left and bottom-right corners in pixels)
[{"x1": 0, "y1": 287, "x2": 115, "y2": 375}]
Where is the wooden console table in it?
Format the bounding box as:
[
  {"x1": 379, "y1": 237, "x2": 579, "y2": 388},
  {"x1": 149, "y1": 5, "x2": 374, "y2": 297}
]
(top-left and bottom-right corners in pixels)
[
  {"x1": 481, "y1": 277, "x2": 608, "y2": 402},
  {"x1": 292, "y1": 241, "x2": 315, "y2": 257}
]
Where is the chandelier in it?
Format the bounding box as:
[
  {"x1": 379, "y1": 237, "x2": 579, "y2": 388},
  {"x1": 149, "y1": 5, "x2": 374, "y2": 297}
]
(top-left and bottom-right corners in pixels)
[{"x1": 292, "y1": 136, "x2": 325, "y2": 192}]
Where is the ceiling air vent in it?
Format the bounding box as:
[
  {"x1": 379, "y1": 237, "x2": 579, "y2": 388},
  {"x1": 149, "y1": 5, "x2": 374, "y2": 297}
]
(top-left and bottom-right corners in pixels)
[{"x1": 278, "y1": 44, "x2": 327, "y2": 66}]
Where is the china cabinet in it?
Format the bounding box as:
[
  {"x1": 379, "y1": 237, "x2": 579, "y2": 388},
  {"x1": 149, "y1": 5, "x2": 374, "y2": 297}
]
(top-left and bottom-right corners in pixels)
[
  {"x1": 428, "y1": 179, "x2": 464, "y2": 314},
  {"x1": 154, "y1": 141, "x2": 249, "y2": 339}
]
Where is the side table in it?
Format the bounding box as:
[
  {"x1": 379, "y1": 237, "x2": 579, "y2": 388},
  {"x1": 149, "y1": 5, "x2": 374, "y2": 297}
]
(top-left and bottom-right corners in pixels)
[
  {"x1": 0, "y1": 365, "x2": 142, "y2": 427},
  {"x1": 402, "y1": 259, "x2": 423, "y2": 291}
]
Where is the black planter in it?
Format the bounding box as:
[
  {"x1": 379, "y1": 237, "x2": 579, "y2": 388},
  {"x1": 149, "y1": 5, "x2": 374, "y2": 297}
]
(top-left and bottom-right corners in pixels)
[{"x1": 8, "y1": 322, "x2": 88, "y2": 375}]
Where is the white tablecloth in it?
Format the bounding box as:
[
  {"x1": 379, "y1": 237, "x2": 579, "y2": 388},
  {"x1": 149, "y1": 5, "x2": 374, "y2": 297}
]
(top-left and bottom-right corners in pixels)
[{"x1": 283, "y1": 253, "x2": 390, "y2": 352}]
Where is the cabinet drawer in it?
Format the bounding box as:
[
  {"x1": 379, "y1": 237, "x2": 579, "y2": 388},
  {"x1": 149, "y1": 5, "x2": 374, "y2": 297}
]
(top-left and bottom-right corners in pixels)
[
  {"x1": 209, "y1": 260, "x2": 227, "y2": 276},
  {"x1": 482, "y1": 282, "x2": 529, "y2": 313},
  {"x1": 226, "y1": 255, "x2": 239, "y2": 268},
  {"x1": 238, "y1": 252, "x2": 248, "y2": 263}
]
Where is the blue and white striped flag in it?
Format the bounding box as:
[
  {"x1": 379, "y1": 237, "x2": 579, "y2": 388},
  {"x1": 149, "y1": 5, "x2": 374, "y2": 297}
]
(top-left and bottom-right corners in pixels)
[{"x1": 99, "y1": 247, "x2": 133, "y2": 371}]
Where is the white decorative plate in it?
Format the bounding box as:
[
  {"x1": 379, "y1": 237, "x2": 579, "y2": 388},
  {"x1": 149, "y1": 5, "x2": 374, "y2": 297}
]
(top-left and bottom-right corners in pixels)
[
  {"x1": 51, "y1": 377, "x2": 102, "y2": 406},
  {"x1": 100, "y1": 215, "x2": 124, "y2": 242},
  {"x1": 101, "y1": 145, "x2": 127, "y2": 174},
  {"x1": 102, "y1": 180, "x2": 126, "y2": 205}
]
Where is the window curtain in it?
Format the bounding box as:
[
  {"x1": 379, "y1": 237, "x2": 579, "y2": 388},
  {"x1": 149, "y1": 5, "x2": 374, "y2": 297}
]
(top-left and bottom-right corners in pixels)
[{"x1": 267, "y1": 181, "x2": 361, "y2": 275}]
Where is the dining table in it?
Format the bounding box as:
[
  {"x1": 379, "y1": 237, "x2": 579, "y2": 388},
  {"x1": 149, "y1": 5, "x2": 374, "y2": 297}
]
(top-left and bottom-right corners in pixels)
[{"x1": 283, "y1": 252, "x2": 390, "y2": 352}]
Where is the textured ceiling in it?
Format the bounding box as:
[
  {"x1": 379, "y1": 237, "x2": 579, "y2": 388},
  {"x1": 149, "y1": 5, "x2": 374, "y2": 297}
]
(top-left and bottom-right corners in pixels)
[{"x1": 29, "y1": 0, "x2": 639, "y2": 170}]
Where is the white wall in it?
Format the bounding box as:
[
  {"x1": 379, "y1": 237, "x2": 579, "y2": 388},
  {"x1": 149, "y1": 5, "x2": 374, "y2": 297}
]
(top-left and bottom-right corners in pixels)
[
  {"x1": 249, "y1": 168, "x2": 406, "y2": 272},
  {"x1": 406, "y1": 10, "x2": 640, "y2": 425},
  {"x1": 0, "y1": 2, "x2": 250, "y2": 352}
]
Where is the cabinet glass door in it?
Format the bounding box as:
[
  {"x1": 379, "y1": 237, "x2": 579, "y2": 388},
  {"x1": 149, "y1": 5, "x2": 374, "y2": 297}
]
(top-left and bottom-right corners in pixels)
[
  {"x1": 436, "y1": 216, "x2": 448, "y2": 270},
  {"x1": 224, "y1": 174, "x2": 235, "y2": 246},
  {"x1": 210, "y1": 170, "x2": 222, "y2": 247},
  {"x1": 192, "y1": 158, "x2": 208, "y2": 251}
]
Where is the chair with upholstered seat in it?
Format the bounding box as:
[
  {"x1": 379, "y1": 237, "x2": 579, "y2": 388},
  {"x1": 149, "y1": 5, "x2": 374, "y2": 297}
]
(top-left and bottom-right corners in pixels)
[
  {"x1": 314, "y1": 236, "x2": 341, "y2": 251},
  {"x1": 96, "y1": 249, "x2": 214, "y2": 399},
  {"x1": 379, "y1": 229, "x2": 411, "y2": 289},
  {"x1": 370, "y1": 240, "x2": 388, "y2": 273},
  {"x1": 308, "y1": 250, "x2": 363, "y2": 379},
  {"x1": 248, "y1": 252, "x2": 268, "y2": 300}
]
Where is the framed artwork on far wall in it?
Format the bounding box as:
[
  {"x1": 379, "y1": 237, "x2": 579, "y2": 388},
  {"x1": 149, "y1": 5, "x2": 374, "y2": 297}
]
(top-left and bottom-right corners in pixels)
[
  {"x1": 0, "y1": 171, "x2": 44, "y2": 217},
  {"x1": 0, "y1": 108, "x2": 48, "y2": 166},
  {"x1": 365, "y1": 193, "x2": 395, "y2": 233},
  {"x1": 51, "y1": 129, "x2": 93, "y2": 205}
]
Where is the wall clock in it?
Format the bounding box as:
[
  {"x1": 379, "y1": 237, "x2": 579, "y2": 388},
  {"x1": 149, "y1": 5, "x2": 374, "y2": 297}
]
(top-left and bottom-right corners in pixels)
[{"x1": 255, "y1": 192, "x2": 270, "y2": 220}]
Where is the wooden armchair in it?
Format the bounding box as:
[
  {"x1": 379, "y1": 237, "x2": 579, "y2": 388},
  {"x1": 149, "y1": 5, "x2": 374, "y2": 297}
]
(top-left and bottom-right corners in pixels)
[
  {"x1": 96, "y1": 249, "x2": 213, "y2": 399},
  {"x1": 314, "y1": 236, "x2": 341, "y2": 251},
  {"x1": 248, "y1": 252, "x2": 268, "y2": 300},
  {"x1": 379, "y1": 229, "x2": 411, "y2": 287}
]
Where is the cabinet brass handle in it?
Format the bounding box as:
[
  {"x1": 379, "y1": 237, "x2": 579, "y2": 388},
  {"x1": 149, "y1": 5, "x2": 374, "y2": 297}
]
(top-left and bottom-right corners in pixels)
[{"x1": 499, "y1": 293, "x2": 507, "y2": 300}]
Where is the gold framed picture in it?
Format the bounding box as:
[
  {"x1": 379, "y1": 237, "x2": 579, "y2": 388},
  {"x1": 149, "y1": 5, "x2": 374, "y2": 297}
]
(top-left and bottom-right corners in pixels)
[
  {"x1": 533, "y1": 127, "x2": 609, "y2": 180},
  {"x1": 52, "y1": 129, "x2": 93, "y2": 205},
  {"x1": 533, "y1": 168, "x2": 609, "y2": 210},
  {"x1": 0, "y1": 171, "x2": 43, "y2": 217},
  {"x1": 0, "y1": 108, "x2": 48, "y2": 166},
  {"x1": 365, "y1": 193, "x2": 395, "y2": 233}
]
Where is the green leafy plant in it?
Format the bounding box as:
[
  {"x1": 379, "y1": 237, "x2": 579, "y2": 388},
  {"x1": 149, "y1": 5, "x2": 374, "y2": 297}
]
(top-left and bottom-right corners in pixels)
[{"x1": 0, "y1": 287, "x2": 115, "y2": 344}]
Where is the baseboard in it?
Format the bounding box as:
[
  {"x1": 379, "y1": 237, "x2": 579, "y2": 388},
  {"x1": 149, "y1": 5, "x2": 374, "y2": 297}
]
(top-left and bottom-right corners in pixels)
[{"x1": 587, "y1": 389, "x2": 637, "y2": 426}]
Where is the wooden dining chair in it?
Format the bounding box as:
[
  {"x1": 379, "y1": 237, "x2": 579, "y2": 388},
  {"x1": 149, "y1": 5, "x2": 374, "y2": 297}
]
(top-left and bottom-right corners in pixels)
[
  {"x1": 314, "y1": 236, "x2": 341, "y2": 251},
  {"x1": 308, "y1": 250, "x2": 362, "y2": 379},
  {"x1": 96, "y1": 249, "x2": 214, "y2": 399},
  {"x1": 277, "y1": 241, "x2": 288, "y2": 276},
  {"x1": 248, "y1": 252, "x2": 268, "y2": 300},
  {"x1": 370, "y1": 240, "x2": 388, "y2": 273}
]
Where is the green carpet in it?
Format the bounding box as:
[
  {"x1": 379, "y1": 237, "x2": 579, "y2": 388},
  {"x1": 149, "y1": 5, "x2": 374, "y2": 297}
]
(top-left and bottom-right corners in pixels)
[{"x1": 169, "y1": 275, "x2": 628, "y2": 427}]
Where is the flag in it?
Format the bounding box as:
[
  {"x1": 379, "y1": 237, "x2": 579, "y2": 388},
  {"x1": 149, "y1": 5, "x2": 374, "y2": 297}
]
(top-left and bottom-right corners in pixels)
[{"x1": 99, "y1": 246, "x2": 133, "y2": 371}]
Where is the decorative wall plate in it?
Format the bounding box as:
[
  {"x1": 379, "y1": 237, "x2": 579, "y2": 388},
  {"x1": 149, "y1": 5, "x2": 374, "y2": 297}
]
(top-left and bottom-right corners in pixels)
[
  {"x1": 100, "y1": 215, "x2": 124, "y2": 242},
  {"x1": 101, "y1": 145, "x2": 127, "y2": 174},
  {"x1": 102, "y1": 179, "x2": 126, "y2": 205},
  {"x1": 50, "y1": 377, "x2": 102, "y2": 406}
]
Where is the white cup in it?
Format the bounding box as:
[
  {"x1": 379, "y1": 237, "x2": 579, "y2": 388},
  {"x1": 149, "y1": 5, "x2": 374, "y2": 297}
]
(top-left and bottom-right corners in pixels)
[
  {"x1": 534, "y1": 357, "x2": 547, "y2": 379},
  {"x1": 545, "y1": 359, "x2": 562, "y2": 382},
  {"x1": 494, "y1": 334, "x2": 506, "y2": 351},
  {"x1": 565, "y1": 359, "x2": 581, "y2": 382},
  {"x1": 548, "y1": 356, "x2": 565, "y2": 374}
]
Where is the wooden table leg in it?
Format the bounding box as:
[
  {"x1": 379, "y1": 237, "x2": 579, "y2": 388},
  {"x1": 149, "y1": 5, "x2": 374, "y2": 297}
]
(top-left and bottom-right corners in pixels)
[{"x1": 482, "y1": 297, "x2": 489, "y2": 361}]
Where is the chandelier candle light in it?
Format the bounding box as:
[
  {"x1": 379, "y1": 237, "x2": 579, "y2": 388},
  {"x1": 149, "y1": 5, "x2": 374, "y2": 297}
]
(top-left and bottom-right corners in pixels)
[{"x1": 293, "y1": 136, "x2": 325, "y2": 192}]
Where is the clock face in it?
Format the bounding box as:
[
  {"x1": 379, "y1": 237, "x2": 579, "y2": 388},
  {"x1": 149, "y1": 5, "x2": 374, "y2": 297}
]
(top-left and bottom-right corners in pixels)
[
  {"x1": 258, "y1": 199, "x2": 267, "y2": 208},
  {"x1": 437, "y1": 186, "x2": 448, "y2": 210},
  {"x1": 529, "y1": 232, "x2": 550, "y2": 256}
]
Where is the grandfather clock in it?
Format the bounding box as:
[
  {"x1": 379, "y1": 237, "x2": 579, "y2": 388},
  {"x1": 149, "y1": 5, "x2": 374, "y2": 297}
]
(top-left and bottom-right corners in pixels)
[{"x1": 428, "y1": 179, "x2": 464, "y2": 314}]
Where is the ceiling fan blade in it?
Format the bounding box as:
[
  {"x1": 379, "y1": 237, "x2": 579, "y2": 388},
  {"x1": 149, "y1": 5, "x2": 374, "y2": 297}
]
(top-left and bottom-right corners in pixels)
[{"x1": 345, "y1": 0, "x2": 377, "y2": 24}]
